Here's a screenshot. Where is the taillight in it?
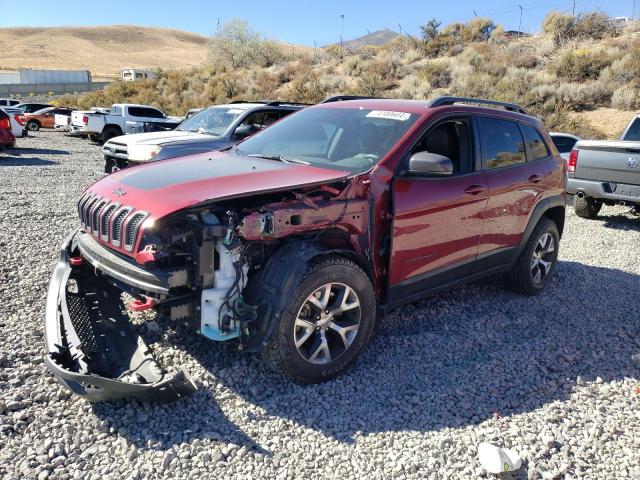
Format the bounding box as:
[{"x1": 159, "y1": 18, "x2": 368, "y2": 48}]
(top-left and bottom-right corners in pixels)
[
  {"x1": 567, "y1": 149, "x2": 578, "y2": 173},
  {"x1": 14, "y1": 114, "x2": 25, "y2": 126},
  {"x1": 82, "y1": 115, "x2": 89, "y2": 124},
  {"x1": 0, "y1": 118, "x2": 10, "y2": 129}
]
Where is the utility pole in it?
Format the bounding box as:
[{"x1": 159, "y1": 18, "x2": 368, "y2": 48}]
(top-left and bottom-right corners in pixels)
[
  {"x1": 398, "y1": 23, "x2": 402, "y2": 34},
  {"x1": 473, "y1": 10, "x2": 478, "y2": 16},
  {"x1": 572, "y1": 0, "x2": 576, "y2": 16},
  {"x1": 518, "y1": 5, "x2": 523, "y2": 37},
  {"x1": 633, "y1": 0, "x2": 637, "y2": 20},
  {"x1": 340, "y1": 14, "x2": 345, "y2": 48},
  {"x1": 366, "y1": 29, "x2": 371, "y2": 45}
]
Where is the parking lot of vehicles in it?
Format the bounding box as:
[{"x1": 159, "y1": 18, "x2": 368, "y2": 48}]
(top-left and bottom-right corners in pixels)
[
  {"x1": 0, "y1": 108, "x2": 16, "y2": 148},
  {"x1": 25, "y1": 106, "x2": 75, "y2": 131},
  {"x1": 78, "y1": 103, "x2": 183, "y2": 143},
  {"x1": 102, "y1": 101, "x2": 306, "y2": 172},
  {"x1": 567, "y1": 114, "x2": 640, "y2": 218},
  {"x1": 44, "y1": 96, "x2": 567, "y2": 401}
]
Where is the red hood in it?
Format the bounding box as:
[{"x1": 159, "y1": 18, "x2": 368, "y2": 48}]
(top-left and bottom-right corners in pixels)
[{"x1": 80, "y1": 151, "x2": 349, "y2": 255}]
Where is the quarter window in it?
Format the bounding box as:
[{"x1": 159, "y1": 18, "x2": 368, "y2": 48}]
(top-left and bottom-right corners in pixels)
[
  {"x1": 521, "y1": 124, "x2": 550, "y2": 161},
  {"x1": 551, "y1": 135, "x2": 578, "y2": 154},
  {"x1": 477, "y1": 117, "x2": 526, "y2": 169},
  {"x1": 128, "y1": 107, "x2": 164, "y2": 118}
]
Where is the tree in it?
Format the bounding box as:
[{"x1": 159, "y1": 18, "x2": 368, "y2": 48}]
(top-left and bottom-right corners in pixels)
[
  {"x1": 208, "y1": 18, "x2": 285, "y2": 69},
  {"x1": 420, "y1": 18, "x2": 441, "y2": 44}
]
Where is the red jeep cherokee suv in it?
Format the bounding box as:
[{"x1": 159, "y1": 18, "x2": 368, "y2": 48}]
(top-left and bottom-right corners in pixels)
[{"x1": 45, "y1": 97, "x2": 566, "y2": 402}]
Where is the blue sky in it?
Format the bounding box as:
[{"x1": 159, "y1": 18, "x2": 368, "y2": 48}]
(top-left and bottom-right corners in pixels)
[{"x1": 0, "y1": 0, "x2": 633, "y2": 45}]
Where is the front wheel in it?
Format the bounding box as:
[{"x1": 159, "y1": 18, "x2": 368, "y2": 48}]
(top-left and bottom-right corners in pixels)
[
  {"x1": 26, "y1": 121, "x2": 40, "y2": 131},
  {"x1": 505, "y1": 218, "x2": 559, "y2": 296},
  {"x1": 264, "y1": 257, "x2": 376, "y2": 383}
]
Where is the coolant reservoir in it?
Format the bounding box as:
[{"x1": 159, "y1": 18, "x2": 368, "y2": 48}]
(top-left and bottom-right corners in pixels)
[{"x1": 201, "y1": 240, "x2": 248, "y2": 341}]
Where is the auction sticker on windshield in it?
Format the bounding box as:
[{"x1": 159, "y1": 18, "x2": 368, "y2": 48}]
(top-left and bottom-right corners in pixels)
[{"x1": 366, "y1": 110, "x2": 411, "y2": 121}]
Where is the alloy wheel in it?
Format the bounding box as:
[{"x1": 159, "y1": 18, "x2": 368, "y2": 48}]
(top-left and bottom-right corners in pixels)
[
  {"x1": 530, "y1": 232, "x2": 555, "y2": 284},
  {"x1": 294, "y1": 282, "x2": 361, "y2": 365}
]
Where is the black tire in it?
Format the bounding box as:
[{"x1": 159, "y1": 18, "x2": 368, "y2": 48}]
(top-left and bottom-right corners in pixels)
[
  {"x1": 104, "y1": 157, "x2": 113, "y2": 174},
  {"x1": 26, "y1": 120, "x2": 40, "y2": 131},
  {"x1": 505, "y1": 218, "x2": 560, "y2": 296},
  {"x1": 264, "y1": 256, "x2": 376, "y2": 384},
  {"x1": 573, "y1": 195, "x2": 602, "y2": 219},
  {"x1": 88, "y1": 133, "x2": 101, "y2": 143},
  {"x1": 101, "y1": 126, "x2": 122, "y2": 144}
]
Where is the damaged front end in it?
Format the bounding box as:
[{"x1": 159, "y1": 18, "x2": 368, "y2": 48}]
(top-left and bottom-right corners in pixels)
[
  {"x1": 45, "y1": 175, "x2": 373, "y2": 403},
  {"x1": 44, "y1": 231, "x2": 197, "y2": 402}
]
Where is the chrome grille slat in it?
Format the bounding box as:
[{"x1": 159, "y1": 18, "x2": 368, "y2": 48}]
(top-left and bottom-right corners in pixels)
[
  {"x1": 99, "y1": 203, "x2": 119, "y2": 240},
  {"x1": 111, "y1": 207, "x2": 132, "y2": 247},
  {"x1": 77, "y1": 193, "x2": 93, "y2": 228},
  {"x1": 90, "y1": 199, "x2": 107, "y2": 234},
  {"x1": 83, "y1": 196, "x2": 99, "y2": 228},
  {"x1": 124, "y1": 212, "x2": 147, "y2": 251}
]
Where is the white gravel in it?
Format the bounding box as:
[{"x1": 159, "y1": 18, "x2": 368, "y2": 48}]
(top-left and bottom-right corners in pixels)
[{"x1": 1, "y1": 131, "x2": 639, "y2": 480}]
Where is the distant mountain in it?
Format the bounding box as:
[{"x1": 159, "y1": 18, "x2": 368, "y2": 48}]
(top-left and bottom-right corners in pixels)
[
  {"x1": 0, "y1": 25, "x2": 209, "y2": 79},
  {"x1": 331, "y1": 28, "x2": 400, "y2": 49}
]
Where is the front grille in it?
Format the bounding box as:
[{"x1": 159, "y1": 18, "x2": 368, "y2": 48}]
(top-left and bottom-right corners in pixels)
[{"x1": 77, "y1": 192, "x2": 147, "y2": 252}]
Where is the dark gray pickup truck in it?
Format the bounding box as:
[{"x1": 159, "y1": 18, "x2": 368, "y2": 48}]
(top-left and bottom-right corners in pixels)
[{"x1": 567, "y1": 114, "x2": 640, "y2": 218}]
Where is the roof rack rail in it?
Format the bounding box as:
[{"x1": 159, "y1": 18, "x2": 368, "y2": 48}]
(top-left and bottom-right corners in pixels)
[
  {"x1": 264, "y1": 101, "x2": 311, "y2": 106},
  {"x1": 229, "y1": 100, "x2": 266, "y2": 104},
  {"x1": 428, "y1": 96, "x2": 527, "y2": 115},
  {"x1": 321, "y1": 95, "x2": 380, "y2": 104}
]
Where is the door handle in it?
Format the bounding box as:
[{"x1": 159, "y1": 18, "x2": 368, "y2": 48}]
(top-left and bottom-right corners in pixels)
[
  {"x1": 528, "y1": 174, "x2": 543, "y2": 183},
  {"x1": 464, "y1": 185, "x2": 486, "y2": 195}
]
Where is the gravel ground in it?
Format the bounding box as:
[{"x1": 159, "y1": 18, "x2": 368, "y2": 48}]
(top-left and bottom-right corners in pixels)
[{"x1": 1, "y1": 131, "x2": 639, "y2": 480}]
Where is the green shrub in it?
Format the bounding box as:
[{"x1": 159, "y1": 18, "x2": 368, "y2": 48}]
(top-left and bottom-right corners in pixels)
[
  {"x1": 611, "y1": 86, "x2": 640, "y2": 110},
  {"x1": 552, "y1": 49, "x2": 614, "y2": 81},
  {"x1": 542, "y1": 11, "x2": 619, "y2": 46},
  {"x1": 419, "y1": 62, "x2": 451, "y2": 88}
]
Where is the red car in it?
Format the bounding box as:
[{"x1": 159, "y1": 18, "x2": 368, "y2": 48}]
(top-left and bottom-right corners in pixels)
[
  {"x1": 44, "y1": 96, "x2": 566, "y2": 402},
  {"x1": 0, "y1": 109, "x2": 16, "y2": 148}
]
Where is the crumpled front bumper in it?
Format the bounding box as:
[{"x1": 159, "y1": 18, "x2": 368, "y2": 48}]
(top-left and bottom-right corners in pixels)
[{"x1": 44, "y1": 230, "x2": 197, "y2": 402}]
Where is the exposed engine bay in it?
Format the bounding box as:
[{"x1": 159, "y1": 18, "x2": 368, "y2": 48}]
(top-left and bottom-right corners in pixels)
[{"x1": 44, "y1": 180, "x2": 372, "y2": 402}]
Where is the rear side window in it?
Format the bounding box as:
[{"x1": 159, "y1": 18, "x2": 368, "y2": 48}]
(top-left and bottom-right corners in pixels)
[
  {"x1": 128, "y1": 107, "x2": 164, "y2": 118},
  {"x1": 551, "y1": 135, "x2": 578, "y2": 154},
  {"x1": 477, "y1": 117, "x2": 526, "y2": 169},
  {"x1": 624, "y1": 118, "x2": 640, "y2": 141},
  {"x1": 521, "y1": 124, "x2": 550, "y2": 161}
]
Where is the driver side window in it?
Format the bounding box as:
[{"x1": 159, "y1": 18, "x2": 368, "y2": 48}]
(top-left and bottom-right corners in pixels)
[{"x1": 412, "y1": 118, "x2": 473, "y2": 175}]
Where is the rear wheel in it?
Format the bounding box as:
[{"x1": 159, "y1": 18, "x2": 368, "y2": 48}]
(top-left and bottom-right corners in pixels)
[
  {"x1": 505, "y1": 218, "x2": 559, "y2": 296},
  {"x1": 26, "y1": 120, "x2": 40, "y2": 131},
  {"x1": 101, "y1": 126, "x2": 122, "y2": 144},
  {"x1": 264, "y1": 257, "x2": 376, "y2": 383},
  {"x1": 573, "y1": 195, "x2": 602, "y2": 219},
  {"x1": 104, "y1": 157, "x2": 114, "y2": 174}
]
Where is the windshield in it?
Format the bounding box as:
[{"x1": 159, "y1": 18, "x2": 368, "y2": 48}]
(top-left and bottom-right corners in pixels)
[
  {"x1": 177, "y1": 106, "x2": 244, "y2": 136},
  {"x1": 234, "y1": 107, "x2": 419, "y2": 173}
]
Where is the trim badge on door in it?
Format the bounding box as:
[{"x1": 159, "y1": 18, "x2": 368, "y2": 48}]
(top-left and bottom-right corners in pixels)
[{"x1": 628, "y1": 156, "x2": 639, "y2": 168}]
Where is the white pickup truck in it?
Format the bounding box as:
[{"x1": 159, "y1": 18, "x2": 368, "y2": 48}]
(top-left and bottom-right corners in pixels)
[
  {"x1": 69, "y1": 108, "x2": 111, "y2": 140},
  {"x1": 76, "y1": 104, "x2": 183, "y2": 143}
]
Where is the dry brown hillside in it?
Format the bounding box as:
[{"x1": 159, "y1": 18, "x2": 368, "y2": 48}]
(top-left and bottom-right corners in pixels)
[{"x1": 0, "y1": 25, "x2": 209, "y2": 78}]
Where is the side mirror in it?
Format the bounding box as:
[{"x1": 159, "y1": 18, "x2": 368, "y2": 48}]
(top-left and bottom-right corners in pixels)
[
  {"x1": 408, "y1": 151, "x2": 453, "y2": 176},
  {"x1": 234, "y1": 124, "x2": 258, "y2": 140}
]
